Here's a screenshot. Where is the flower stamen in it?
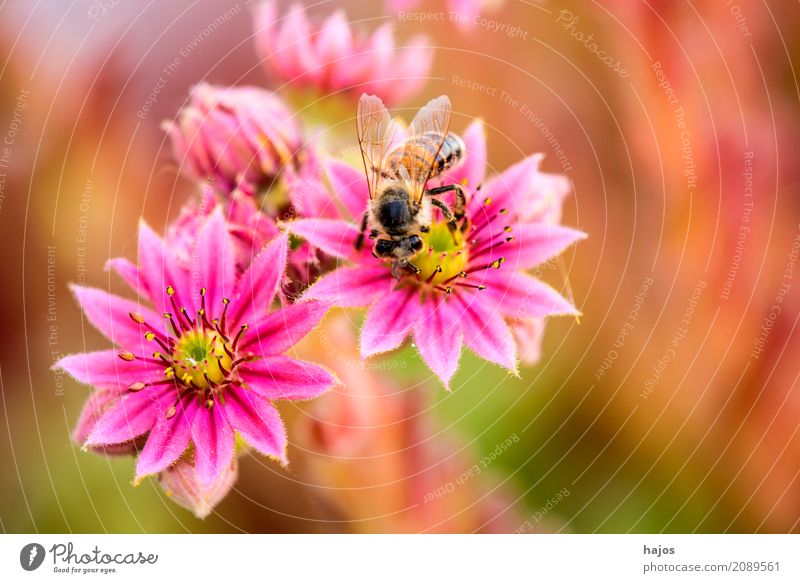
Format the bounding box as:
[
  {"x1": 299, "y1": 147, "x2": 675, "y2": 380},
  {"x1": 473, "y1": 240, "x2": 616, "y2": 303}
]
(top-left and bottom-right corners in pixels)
[{"x1": 128, "y1": 288, "x2": 255, "y2": 414}]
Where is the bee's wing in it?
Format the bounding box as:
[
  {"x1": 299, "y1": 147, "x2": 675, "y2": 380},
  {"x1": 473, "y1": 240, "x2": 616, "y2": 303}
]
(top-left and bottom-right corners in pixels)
[
  {"x1": 406, "y1": 95, "x2": 452, "y2": 203},
  {"x1": 357, "y1": 94, "x2": 400, "y2": 200}
]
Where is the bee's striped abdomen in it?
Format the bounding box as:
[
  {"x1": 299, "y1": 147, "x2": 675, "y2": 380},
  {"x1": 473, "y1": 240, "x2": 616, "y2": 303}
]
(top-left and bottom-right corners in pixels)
[{"x1": 387, "y1": 132, "x2": 465, "y2": 180}]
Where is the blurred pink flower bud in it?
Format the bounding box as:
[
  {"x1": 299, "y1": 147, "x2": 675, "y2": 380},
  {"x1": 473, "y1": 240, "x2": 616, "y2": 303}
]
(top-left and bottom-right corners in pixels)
[
  {"x1": 159, "y1": 457, "x2": 239, "y2": 519},
  {"x1": 164, "y1": 83, "x2": 303, "y2": 194},
  {"x1": 254, "y1": 2, "x2": 433, "y2": 105}
]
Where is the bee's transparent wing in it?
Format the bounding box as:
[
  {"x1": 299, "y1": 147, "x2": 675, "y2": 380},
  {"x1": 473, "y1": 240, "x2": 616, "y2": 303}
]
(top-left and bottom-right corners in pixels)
[
  {"x1": 406, "y1": 95, "x2": 452, "y2": 202},
  {"x1": 357, "y1": 94, "x2": 400, "y2": 200}
]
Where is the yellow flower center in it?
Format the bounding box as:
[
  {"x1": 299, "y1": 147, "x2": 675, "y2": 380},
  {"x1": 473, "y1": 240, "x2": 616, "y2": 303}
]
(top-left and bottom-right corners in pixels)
[
  {"x1": 413, "y1": 221, "x2": 469, "y2": 286},
  {"x1": 169, "y1": 329, "x2": 233, "y2": 390}
]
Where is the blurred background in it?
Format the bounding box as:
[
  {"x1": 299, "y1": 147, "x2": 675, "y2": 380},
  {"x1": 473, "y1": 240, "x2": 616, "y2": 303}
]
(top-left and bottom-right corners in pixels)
[{"x1": 2, "y1": 0, "x2": 800, "y2": 533}]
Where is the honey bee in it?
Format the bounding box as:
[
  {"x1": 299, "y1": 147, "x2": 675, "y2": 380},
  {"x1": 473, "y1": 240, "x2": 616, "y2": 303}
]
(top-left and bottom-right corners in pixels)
[{"x1": 355, "y1": 93, "x2": 467, "y2": 277}]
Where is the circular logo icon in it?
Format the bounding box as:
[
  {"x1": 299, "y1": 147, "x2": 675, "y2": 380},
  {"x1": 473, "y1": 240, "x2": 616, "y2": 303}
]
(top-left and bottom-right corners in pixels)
[{"x1": 20, "y1": 543, "x2": 46, "y2": 571}]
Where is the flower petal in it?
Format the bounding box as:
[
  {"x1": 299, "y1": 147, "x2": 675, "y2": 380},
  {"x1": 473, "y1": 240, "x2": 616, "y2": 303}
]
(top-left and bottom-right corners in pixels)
[
  {"x1": 413, "y1": 297, "x2": 463, "y2": 389},
  {"x1": 303, "y1": 266, "x2": 392, "y2": 307},
  {"x1": 105, "y1": 257, "x2": 146, "y2": 298},
  {"x1": 324, "y1": 159, "x2": 368, "y2": 221},
  {"x1": 84, "y1": 387, "x2": 166, "y2": 447},
  {"x1": 511, "y1": 318, "x2": 546, "y2": 366},
  {"x1": 284, "y1": 156, "x2": 340, "y2": 219},
  {"x1": 285, "y1": 218, "x2": 363, "y2": 261},
  {"x1": 521, "y1": 172, "x2": 571, "y2": 224},
  {"x1": 192, "y1": 403, "x2": 235, "y2": 486},
  {"x1": 229, "y1": 232, "x2": 288, "y2": 327},
  {"x1": 239, "y1": 300, "x2": 329, "y2": 356},
  {"x1": 224, "y1": 387, "x2": 287, "y2": 462},
  {"x1": 70, "y1": 285, "x2": 162, "y2": 350},
  {"x1": 238, "y1": 356, "x2": 336, "y2": 401},
  {"x1": 454, "y1": 294, "x2": 517, "y2": 372},
  {"x1": 56, "y1": 351, "x2": 161, "y2": 391},
  {"x1": 136, "y1": 399, "x2": 198, "y2": 480},
  {"x1": 502, "y1": 224, "x2": 586, "y2": 270},
  {"x1": 196, "y1": 207, "x2": 237, "y2": 312},
  {"x1": 482, "y1": 271, "x2": 579, "y2": 318},
  {"x1": 72, "y1": 390, "x2": 117, "y2": 444},
  {"x1": 138, "y1": 220, "x2": 189, "y2": 314},
  {"x1": 471, "y1": 154, "x2": 543, "y2": 227},
  {"x1": 360, "y1": 287, "x2": 422, "y2": 358},
  {"x1": 158, "y1": 456, "x2": 238, "y2": 519}
]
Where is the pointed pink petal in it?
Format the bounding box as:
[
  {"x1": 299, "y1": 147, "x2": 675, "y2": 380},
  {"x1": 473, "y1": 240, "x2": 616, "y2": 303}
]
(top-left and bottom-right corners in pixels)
[
  {"x1": 70, "y1": 285, "x2": 161, "y2": 350},
  {"x1": 84, "y1": 387, "x2": 166, "y2": 447},
  {"x1": 239, "y1": 300, "x2": 329, "y2": 355},
  {"x1": 239, "y1": 356, "x2": 336, "y2": 400},
  {"x1": 276, "y1": 6, "x2": 317, "y2": 80},
  {"x1": 56, "y1": 351, "x2": 161, "y2": 391},
  {"x1": 315, "y1": 10, "x2": 351, "y2": 65},
  {"x1": 229, "y1": 233, "x2": 288, "y2": 327},
  {"x1": 413, "y1": 297, "x2": 463, "y2": 389},
  {"x1": 521, "y1": 172, "x2": 571, "y2": 224},
  {"x1": 360, "y1": 287, "x2": 422, "y2": 358},
  {"x1": 384, "y1": 35, "x2": 433, "y2": 103},
  {"x1": 196, "y1": 208, "x2": 237, "y2": 312},
  {"x1": 470, "y1": 154, "x2": 544, "y2": 227},
  {"x1": 253, "y1": 1, "x2": 278, "y2": 60},
  {"x1": 105, "y1": 257, "x2": 146, "y2": 298},
  {"x1": 158, "y1": 456, "x2": 238, "y2": 519},
  {"x1": 482, "y1": 271, "x2": 579, "y2": 318},
  {"x1": 364, "y1": 24, "x2": 395, "y2": 76},
  {"x1": 192, "y1": 403, "x2": 235, "y2": 486},
  {"x1": 138, "y1": 220, "x2": 189, "y2": 315},
  {"x1": 136, "y1": 399, "x2": 198, "y2": 480},
  {"x1": 325, "y1": 159, "x2": 368, "y2": 221},
  {"x1": 454, "y1": 295, "x2": 517, "y2": 372},
  {"x1": 285, "y1": 218, "x2": 362, "y2": 261},
  {"x1": 223, "y1": 387, "x2": 287, "y2": 462},
  {"x1": 303, "y1": 266, "x2": 391, "y2": 307},
  {"x1": 284, "y1": 163, "x2": 340, "y2": 219},
  {"x1": 72, "y1": 390, "x2": 117, "y2": 444},
  {"x1": 229, "y1": 190, "x2": 279, "y2": 242},
  {"x1": 511, "y1": 318, "x2": 546, "y2": 365},
  {"x1": 498, "y1": 224, "x2": 586, "y2": 270}
]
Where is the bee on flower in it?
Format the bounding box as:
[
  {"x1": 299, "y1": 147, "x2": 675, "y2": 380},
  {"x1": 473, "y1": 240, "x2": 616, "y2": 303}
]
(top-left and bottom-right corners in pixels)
[{"x1": 287, "y1": 95, "x2": 585, "y2": 388}]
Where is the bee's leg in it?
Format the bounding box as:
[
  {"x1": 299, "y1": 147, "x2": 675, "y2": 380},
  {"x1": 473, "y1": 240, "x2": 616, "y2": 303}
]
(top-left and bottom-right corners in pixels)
[
  {"x1": 355, "y1": 212, "x2": 369, "y2": 250},
  {"x1": 429, "y1": 198, "x2": 457, "y2": 234},
  {"x1": 426, "y1": 184, "x2": 468, "y2": 231}
]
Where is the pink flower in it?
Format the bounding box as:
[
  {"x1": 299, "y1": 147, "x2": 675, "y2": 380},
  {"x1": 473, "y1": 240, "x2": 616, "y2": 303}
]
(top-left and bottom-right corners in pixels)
[
  {"x1": 286, "y1": 120, "x2": 585, "y2": 388},
  {"x1": 165, "y1": 184, "x2": 280, "y2": 273},
  {"x1": 254, "y1": 2, "x2": 433, "y2": 105},
  {"x1": 164, "y1": 83, "x2": 303, "y2": 195},
  {"x1": 57, "y1": 208, "x2": 335, "y2": 488}
]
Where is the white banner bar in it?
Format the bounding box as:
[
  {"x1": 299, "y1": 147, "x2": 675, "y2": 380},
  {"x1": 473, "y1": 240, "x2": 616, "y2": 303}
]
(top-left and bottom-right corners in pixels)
[{"x1": 1, "y1": 534, "x2": 797, "y2": 582}]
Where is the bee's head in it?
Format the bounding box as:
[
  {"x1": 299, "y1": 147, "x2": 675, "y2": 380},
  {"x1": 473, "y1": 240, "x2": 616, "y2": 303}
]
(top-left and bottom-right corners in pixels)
[
  {"x1": 373, "y1": 235, "x2": 423, "y2": 261},
  {"x1": 376, "y1": 186, "x2": 414, "y2": 233}
]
